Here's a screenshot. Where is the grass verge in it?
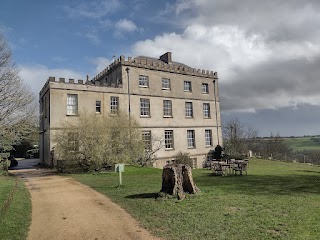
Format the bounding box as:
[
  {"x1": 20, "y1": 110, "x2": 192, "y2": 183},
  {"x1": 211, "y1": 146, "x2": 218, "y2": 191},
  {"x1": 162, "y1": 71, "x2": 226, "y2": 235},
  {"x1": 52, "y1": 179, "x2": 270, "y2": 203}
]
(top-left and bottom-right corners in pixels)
[
  {"x1": 73, "y1": 159, "x2": 320, "y2": 240},
  {"x1": 0, "y1": 173, "x2": 32, "y2": 240}
]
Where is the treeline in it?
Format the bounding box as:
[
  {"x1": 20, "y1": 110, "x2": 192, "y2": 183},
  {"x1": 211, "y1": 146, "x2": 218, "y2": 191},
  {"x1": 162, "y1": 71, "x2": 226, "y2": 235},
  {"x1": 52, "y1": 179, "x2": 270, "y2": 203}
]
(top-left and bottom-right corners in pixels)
[
  {"x1": 249, "y1": 138, "x2": 320, "y2": 165},
  {"x1": 223, "y1": 117, "x2": 320, "y2": 165}
]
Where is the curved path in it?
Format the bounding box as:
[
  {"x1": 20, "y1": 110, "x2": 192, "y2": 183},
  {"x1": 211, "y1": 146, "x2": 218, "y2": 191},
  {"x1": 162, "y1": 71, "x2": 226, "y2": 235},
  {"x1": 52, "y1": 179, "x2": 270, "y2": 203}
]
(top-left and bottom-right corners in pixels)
[{"x1": 11, "y1": 168, "x2": 161, "y2": 240}]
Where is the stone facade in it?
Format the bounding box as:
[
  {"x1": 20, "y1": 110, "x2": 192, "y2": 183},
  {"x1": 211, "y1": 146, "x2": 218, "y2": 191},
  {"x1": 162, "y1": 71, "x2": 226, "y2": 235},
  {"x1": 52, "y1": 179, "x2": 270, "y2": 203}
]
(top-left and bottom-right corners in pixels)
[{"x1": 39, "y1": 52, "x2": 222, "y2": 168}]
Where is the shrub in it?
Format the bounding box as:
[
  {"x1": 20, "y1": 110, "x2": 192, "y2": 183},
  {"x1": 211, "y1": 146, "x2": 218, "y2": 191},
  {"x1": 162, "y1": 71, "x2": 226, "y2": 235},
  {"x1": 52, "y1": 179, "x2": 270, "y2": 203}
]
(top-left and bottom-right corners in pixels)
[
  {"x1": 174, "y1": 152, "x2": 193, "y2": 166},
  {"x1": 54, "y1": 111, "x2": 144, "y2": 172}
]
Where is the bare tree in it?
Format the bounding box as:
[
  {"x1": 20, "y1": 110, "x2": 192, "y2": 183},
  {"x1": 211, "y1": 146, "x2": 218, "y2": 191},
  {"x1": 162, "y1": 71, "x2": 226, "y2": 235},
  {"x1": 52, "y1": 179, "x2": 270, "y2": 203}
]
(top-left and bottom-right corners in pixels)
[
  {"x1": 262, "y1": 133, "x2": 292, "y2": 159},
  {"x1": 223, "y1": 117, "x2": 259, "y2": 157},
  {"x1": 0, "y1": 33, "x2": 36, "y2": 151},
  {"x1": 137, "y1": 135, "x2": 164, "y2": 167},
  {"x1": 54, "y1": 111, "x2": 145, "y2": 172}
]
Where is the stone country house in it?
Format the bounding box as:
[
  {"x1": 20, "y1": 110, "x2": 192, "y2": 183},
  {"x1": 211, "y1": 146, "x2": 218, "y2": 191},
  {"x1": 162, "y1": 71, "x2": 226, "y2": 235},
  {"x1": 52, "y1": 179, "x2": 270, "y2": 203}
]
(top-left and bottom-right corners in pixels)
[{"x1": 39, "y1": 52, "x2": 222, "y2": 168}]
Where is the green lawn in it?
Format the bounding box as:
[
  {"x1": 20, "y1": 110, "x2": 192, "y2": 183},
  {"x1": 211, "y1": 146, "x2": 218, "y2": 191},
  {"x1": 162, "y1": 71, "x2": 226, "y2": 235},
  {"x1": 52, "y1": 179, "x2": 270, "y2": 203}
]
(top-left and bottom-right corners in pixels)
[
  {"x1": 73, "y1": 159, "x2": 320, "y2": 240},
  {"x1": 0, "y1": 172, "x2": 32, "y2": 240},
  {"x1": 283, "y1": 137, "x2": 320, "y2": 151}
]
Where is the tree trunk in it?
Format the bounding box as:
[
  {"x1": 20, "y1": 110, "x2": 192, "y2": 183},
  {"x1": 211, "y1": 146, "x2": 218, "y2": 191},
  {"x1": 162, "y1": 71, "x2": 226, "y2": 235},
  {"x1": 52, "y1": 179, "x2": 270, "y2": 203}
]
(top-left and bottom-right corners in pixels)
[{"x1": 160, "y1": 164, "x2": 200, "y2": 200}]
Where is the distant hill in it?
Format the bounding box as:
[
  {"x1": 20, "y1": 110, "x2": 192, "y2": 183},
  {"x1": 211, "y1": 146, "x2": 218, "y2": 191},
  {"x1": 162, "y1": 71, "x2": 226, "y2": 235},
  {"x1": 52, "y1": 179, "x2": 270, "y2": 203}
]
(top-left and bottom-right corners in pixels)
[{"x1": 281, "y1": 137, "x2": 320, "y2": 151}]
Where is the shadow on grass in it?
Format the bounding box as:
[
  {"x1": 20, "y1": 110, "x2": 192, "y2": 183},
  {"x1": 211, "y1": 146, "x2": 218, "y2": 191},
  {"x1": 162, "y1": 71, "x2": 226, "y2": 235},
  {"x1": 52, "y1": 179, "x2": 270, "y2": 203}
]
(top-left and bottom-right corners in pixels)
[
  {"x1": 296, "y1": 170, "x2": 320, "y2": 174},
  {"x1": 195, "y1": 173, "x2": 320, "y2": 195},
  {"x1": 125, "y1": 192, "x2": 159, "y2": 199}
]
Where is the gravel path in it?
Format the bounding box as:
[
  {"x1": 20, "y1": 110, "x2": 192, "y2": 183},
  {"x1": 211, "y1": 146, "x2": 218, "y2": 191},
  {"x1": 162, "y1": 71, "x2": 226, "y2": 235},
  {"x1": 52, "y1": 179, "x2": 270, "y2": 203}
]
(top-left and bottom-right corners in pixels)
[{"x1": 12, "y1": 169, "x2": 161, "y2": 240}]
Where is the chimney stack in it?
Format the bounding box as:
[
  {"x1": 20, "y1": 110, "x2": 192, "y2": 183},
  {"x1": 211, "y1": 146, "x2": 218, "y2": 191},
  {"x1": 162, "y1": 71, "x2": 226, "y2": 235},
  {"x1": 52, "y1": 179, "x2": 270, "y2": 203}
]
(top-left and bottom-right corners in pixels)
[{"x1": 160, "y1": 52, "x2": 172, "y2": 64}]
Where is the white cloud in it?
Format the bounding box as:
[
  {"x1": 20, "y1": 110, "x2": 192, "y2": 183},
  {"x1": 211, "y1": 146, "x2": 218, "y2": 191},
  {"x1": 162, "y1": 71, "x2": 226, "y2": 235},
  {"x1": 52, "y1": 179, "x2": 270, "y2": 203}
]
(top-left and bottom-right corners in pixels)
[
  {"x1": 0, "y1": 25, "x2": 13, "y2": 34},
  {"x1": 85, "y1": 32, "x2": 101, "y2": 45},
  {"x1": 115, "y1": 19, "x2": 137, "y2": 32},
  {"x1": 19, "y1": 58, "x2": 113, "y2": 96},
  {"x1": 19, "y1": 64, "x2": 84, "y2": 95},
  {"x1": 132, "y1": 22, "x2": 320, "y2": 112},
  {"x1": 133, "y1": 24, "x2": 270, "y2": 80},
  {"x1": 62, "y1": 0, "x2": 121, "y2": 19},
  {"x1": 89, "y1": 57, "x2": 112, "y2": 74},
  {"x1": 114, "y1": 19, "x2": 138, "y2": 38}
]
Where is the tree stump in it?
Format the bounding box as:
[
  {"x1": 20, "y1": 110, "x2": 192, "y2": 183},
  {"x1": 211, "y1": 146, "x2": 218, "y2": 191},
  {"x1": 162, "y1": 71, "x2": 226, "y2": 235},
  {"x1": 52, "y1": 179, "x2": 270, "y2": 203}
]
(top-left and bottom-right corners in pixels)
[{"x1": 160, "y1": 164, "x2": 200, "y2": 200}]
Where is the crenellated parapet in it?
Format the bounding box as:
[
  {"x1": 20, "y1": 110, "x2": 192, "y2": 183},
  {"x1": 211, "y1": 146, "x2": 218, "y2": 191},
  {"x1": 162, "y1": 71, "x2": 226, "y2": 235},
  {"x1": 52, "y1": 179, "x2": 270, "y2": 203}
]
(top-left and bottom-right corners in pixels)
[
  {"x1": 39, "y1": 76, "x2": 122, "y2": 95},
  {"x1": 92, "y1": 54, "x2": 218, "y2": 82}
]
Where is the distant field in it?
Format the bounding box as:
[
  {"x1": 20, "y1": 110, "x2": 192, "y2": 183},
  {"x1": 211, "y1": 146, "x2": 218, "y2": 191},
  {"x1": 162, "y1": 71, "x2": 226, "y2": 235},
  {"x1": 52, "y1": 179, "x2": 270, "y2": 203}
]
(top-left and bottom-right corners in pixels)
[{"x1": 282, "y1": 137, "x2": 320, "y2": 151}]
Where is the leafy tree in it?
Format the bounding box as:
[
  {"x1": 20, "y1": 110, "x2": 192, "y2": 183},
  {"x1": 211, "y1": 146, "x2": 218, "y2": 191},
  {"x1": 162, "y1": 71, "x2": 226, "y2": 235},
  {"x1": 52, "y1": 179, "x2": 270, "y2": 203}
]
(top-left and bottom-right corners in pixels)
[
  {"x1": 0, "y1": 33, "x2": 36, "y2": 151},
  {"x1": 54, "y1": 111, "x2": 145, "y2": 172}
]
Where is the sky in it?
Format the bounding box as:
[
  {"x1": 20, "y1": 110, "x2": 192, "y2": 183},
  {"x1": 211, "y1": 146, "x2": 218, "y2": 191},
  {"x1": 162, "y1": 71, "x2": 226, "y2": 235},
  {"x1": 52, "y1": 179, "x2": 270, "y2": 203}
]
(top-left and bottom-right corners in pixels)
[{"x1": 1, "y1": 0, "x2": 320, "y2": 137}]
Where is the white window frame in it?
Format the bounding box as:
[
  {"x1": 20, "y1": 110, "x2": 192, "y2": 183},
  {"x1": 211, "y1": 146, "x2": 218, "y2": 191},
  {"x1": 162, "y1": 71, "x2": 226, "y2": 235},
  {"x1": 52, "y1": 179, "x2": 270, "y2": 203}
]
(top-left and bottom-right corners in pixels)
[
  {"x1": 110, "y1": 96, "x2": 119, "y2": 115},
  {"x1": 164, "y1": 130, "x2": 174, "y2": 149},
  {"x1": 203, "y1": 103, "x2": 211, "y2": 118},
  {"x1": 67, "y1": 94, "x2": 78, "y2": 115},
  {"x1": 202, "y1": 83, "x2": 209, "y2": 93},
  {"x1": 139, "y1": 75, "x2": 149, "y2": 87},
  {"x1": 185, "y1": 102, "x2": 193, "y2": 118},
  {"x1": 140, "y1": 98, "x2": 150, "y2": 116},
  {"x1": 205, "y1": 129, "x2": 212, "y2": 146},
  {"x1": 163, "y1": 100, "x2": 172, "y2": 117},
  {"x1": 187, "y1": 130, "x2": 195, "y2": 148},
  {"x1": 162, "y1": 78, "x2": 171, "y2": 90},
  {"x1": 184, "y1": 81, "x2": 192, "y2": 92}
]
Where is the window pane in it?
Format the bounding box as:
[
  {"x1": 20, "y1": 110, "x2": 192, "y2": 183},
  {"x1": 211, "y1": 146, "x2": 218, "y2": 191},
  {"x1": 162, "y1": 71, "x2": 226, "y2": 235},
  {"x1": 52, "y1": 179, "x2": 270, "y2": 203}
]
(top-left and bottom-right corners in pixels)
[
  {"x1": 139, "y1": 75, "x2": 149, "y2": 87},
  {"x1": 187, "y1": 130, "x2": 195, "y2": 148},
  {"x1": 202, "y1": 83, "x2": 209, "y2": 93},
  {"x1": 110, "y1": 97, "x2": 119, "y2": 114},
  {"x1": 162, "y1": 78, "x2": 170, "y2": 89},
  {"x1": 185, "y1": 102, "x2": 193, "y2": 117},
  {"x1": 68, "y1": 132, "x2": 79, "y2": 151},
  {"x1": 205, "y1": 130, "x2": 212, "y2": 146},
  {"x1": 67, "y1": 94, "x2": 78, "y2": 115},
  {"x1": 142, "y1": 131, "x2": 152, "y2": 150},
  {"x1": 203, "y1": 103, "x2": 210, "y2": 118},
  {"x1": 140, "y1": 98, "x2": 150, "y2": 116},
  {"x1": 163, "y1": 100, "x2": 172, "y2": 117},
  {"x1": 184, "y1": 81, "x2": 192, "y2": 91},
  {"x1": 165, "y1": 130, "x2": 174, "y2": 149},
  {"x1": 96, "y1": 101, "x2": 101, "y2": 113}
]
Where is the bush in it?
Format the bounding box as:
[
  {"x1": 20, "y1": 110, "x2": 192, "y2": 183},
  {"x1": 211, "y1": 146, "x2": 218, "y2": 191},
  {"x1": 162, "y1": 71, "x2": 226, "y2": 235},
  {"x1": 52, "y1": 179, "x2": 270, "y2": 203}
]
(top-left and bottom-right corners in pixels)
[
  {"x1": 174, "y1": 152, "x2": 193, "y2": 166},
  {"x1": 54, "y1": 111, "x2": 144, "y2": 172}
]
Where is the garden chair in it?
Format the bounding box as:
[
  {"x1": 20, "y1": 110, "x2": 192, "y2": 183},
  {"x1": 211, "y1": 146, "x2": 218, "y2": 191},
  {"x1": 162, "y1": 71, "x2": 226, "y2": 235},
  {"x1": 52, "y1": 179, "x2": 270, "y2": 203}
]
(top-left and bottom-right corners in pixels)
[
  {"x1": 211, "y1": 162, "x2": 223, "y2": 176},
  {"x1": 233, "y1": 162, "x2": 248, "y2": 176}
]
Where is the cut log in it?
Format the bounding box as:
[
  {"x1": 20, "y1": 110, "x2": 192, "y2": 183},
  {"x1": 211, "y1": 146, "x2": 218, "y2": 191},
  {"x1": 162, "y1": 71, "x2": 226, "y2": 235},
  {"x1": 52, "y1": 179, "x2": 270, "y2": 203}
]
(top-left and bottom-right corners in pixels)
[{"x1": 160, "y1": 164, "x2": 200, "y2": 200}]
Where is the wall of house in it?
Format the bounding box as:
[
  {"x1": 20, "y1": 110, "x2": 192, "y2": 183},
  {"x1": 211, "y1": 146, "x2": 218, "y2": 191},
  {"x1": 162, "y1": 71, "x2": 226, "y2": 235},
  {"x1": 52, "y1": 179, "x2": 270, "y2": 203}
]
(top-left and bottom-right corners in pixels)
[
  {"x1": 39, "y1": 56, "x2": 222, "y2": 168},
  {"x1": 121, "y1": 65, "x2": 222, "y2": 168}
]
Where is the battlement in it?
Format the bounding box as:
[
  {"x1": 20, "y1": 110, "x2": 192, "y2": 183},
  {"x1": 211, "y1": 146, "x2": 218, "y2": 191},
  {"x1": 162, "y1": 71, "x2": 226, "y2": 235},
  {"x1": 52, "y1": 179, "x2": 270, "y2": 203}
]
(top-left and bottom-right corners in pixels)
[
  {"x1": 92, "y1": 53, "x2": 218, "y2": 81},
  {"x1": 39, "y1": 76, "x2": 122, "y2": 95}
]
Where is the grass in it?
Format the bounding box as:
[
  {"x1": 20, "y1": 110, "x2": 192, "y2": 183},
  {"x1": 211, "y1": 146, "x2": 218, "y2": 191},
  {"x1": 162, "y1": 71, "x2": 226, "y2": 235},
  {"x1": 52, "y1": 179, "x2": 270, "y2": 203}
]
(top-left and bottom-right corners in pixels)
[
  {"x1": 282, "y1": 137, "x2": 320, "y2": 151},
  {"x1": 72, "y1": 159, "x2": 320, "y2": 240},
  {"x1": 0, "y1": 172, "x2": 32, "y2": 240}
]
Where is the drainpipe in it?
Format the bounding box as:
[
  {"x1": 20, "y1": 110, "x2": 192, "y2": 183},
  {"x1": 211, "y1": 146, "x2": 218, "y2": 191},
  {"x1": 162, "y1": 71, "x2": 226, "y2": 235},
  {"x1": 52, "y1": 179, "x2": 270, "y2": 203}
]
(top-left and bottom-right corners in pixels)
[
  {"x1": 125, "y1": 67, "x2": 131, "y2": 124},
  {"x1": 213, "y1": 79, "x2": 220, "y2": 145}
]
